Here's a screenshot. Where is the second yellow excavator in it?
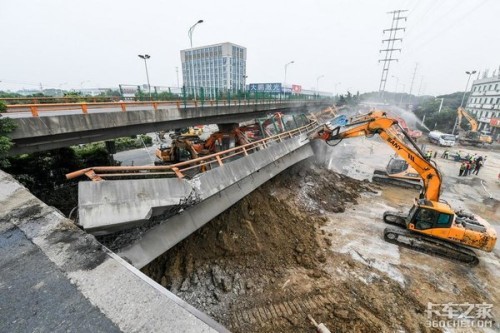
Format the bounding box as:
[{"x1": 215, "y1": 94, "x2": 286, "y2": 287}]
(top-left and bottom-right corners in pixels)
[
  {"x1": 456, "y1": 107, "x2": 493, "y2": 145},
  {"x1": 310, "y1": 113, "x2": 497, "y2": 265}
]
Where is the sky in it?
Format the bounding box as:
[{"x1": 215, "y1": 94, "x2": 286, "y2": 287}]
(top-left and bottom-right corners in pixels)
[{"x1": 1, "y1": 0, "x2": 499, "y2": 96}]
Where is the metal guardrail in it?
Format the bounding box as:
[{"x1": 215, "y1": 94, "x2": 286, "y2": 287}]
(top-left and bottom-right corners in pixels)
[
  {"x1": 66, "y1": 120, "x2": 319, "y2": 181},
  {"x1": 0, "y1": 96, "x2": 120, "y2": 105},
  {"x1": 5, "y1": 98, "x2": 318, "y2": 117}
]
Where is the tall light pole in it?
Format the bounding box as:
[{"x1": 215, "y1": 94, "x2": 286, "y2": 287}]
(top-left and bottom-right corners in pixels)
[
  {"x1": 138, "y1": 54, "x2": 152, "y2": 99},
  {"x1": 283, "y1": 61, "x2": 294, "y2": 99},
  {"x1": 316, "y1": 75, "x2": 324, "y2": 97},
  {"x1": 453, "y1": 70, "x2": 477, "y2": 134},
  {"x1": 284, "y1": 61, "x2": 294, "y2": 87},
  {"x1": 460, "y1": 70, "x2": 476, "y2": 108},
  {"x1": 188, "y1": 19, "x2": 204, "y2": 48},
  {"x1": 242, "y1": 75, "x2": 248, "y2": 100},
  {"x1": 188, "y1": 19, "x2": 204, "y2": 99}
]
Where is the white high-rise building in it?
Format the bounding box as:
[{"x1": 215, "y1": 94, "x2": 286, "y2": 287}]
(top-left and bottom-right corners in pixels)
[{"x1": 180, "y1": 42, "x2": 247, "y2": 98}]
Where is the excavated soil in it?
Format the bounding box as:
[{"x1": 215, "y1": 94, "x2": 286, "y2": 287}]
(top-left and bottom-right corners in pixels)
[{"x1": 142, "y1": 160, "x2": 447, "y2": 332}]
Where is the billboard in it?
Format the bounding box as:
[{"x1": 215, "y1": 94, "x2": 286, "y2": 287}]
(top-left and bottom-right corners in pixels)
[
  {"x1": 119, "y1": 84, "x2": 140, "y2": 99},
  {"x1": 490, "y1": 118, "x2": 500, "y2": 127},
  {"x1": 292, "y1": 84, "x2": 302, "y2": 93},
  {"x1": 248, "y1": 83, "x2": 282, "y2": 93}
]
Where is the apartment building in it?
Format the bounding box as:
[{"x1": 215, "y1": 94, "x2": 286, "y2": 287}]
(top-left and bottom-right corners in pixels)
[{"x1": 466, "y1": 73, "x2": 500, "y2": 138}]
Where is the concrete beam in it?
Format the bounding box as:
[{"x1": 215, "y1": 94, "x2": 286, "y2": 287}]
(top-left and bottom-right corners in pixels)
[
  {"x1": 117, "y1": 140, "x2": 314, "y2": 269},
  {"x1": 78, "y1": 178, "x2": 194, "y2": 234}
]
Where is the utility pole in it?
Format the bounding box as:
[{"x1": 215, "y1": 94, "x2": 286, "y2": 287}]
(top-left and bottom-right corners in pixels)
[
  {"x1": 407, "y1": 63, "x2": 418, "y2": 106},
  {"x1": 417, "y1": 76, "x2": 424, "y2": 96},
  {"x1": 176, "y1": 67, "x2": 180, "y2": 88},
  {"x1": 378, "y1": 9, "x2": 407, "y2": 101}
]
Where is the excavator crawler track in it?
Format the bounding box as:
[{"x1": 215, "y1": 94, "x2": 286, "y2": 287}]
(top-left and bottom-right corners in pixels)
[
  {"x1": 372, "y1": 171, "x2": 422, "y2": 190},
  {"x1": 383, "y1": 227, "x2": 479, "y2": 266},
  {"x1": 383, "y1": 211, "x2": 407, "y2": 228}
]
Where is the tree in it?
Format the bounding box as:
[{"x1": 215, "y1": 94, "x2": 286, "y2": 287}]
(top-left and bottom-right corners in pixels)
[
  {"x1": 412, "y1": 92, "x2": 465, "y2": 132},
  {"x1": 0, "y1": 116, "x2": 17, "y2": 168}
]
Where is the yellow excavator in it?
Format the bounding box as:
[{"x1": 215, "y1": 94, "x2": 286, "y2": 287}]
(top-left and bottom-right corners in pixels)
[
  {"x1": 344, "y1": 110, "x2": 423, "y2": 189},
  {"x1": 373, "y1": 157, "x2": 422, "y2": 190},
  {"x1": 456, "y1": 107, "x2": 493, "y2": 145},
  {"x1": 310, "y1": 113, "x2": 497, "y2": 265}
]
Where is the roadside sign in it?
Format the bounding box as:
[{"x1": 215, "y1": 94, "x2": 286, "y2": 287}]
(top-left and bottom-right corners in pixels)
[{"x1": 248, "y1": 83, "x2": 282, "y2": 93}]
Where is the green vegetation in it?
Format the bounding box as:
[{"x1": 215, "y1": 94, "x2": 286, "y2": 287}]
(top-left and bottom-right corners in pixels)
[
  {"x1": 0, "y1": 117, "x2": 16, "y2": 168},
  {"x1": 4, "y1": 134, "x2": 153, "y2": 215},
  {"x1": 72, "y1": 135, "x2": 152, "y2": 155},
  {"x1": 413, "y1": 92, "x2": 466, "y2": 133},
  {"x1": 0, "y1": 100, "x2": 7, "y2": 113},
  {"x1": 337, "y1": 91, "x2": 361, "y2": 106},
  {"x1": 5, "y1": 147, "x2": 112, "y2": 215}
]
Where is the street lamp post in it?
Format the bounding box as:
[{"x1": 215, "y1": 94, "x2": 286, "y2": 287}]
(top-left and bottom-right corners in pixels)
[
  {"x1": 138, "y1": 54, "x2": 152, "y2": 100},
  {"x1": 188, "y1": 19, "x2": 204, "y2": 99},
  {"x1": 188, "y1": 19, "x2": 204, "y2": 48},
  {"x1": 316, "y1": 75, "x2": 324, "y2": 98},
  {"x1": 284, "y1": 60, "x2": 294, "y2": 86},
  {"x1": 453, "y1": 70, "x2": 477, "y2": 134},
  {"x1": 242, "y1": 75, "x2": 248, "y2": 101},
  {"x1": 460, "y1": 70, "x2": 476, "y2": 108}
]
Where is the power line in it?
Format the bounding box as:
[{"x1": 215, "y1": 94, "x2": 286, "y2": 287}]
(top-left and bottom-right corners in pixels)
[
  {"x1": 378, "y1": 9, "x2": 408, "y2": 100},
  {"x1": 404, "y1": 0, "x2": 489, "y2": 55}
]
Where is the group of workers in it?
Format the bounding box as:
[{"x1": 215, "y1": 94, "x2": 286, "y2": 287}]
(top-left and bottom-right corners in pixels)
[
  {"x1": 458, "y1": 154, "x2": 485, "y2": 176},
  {"x1": 424, "y1": 149, "x2": 486, "y2": 177}
]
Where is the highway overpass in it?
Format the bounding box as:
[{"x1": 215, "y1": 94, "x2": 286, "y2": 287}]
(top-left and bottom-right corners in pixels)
[{"x1": 4, "y1": 99, "x2": 330, "y2": 155}]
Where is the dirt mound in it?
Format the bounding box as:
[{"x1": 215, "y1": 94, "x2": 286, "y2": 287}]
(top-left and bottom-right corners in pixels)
[{"x1": 141, "y1": 161, "x2": 437, "y2": 332}]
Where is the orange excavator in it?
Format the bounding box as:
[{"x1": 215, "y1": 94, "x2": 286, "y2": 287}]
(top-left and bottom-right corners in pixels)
[
  {"x1": 310, "y1": 113, "x2": 497, "y2": 265},
  {"x1": 154, "y1": 136, "x2": 204, "y2": 165},
  {"x1": 155, "y1": 128, "x2": 252, "y2": 165},
  {"x1": 456, "y1": 107, "x2": 493, "y2": 145}
]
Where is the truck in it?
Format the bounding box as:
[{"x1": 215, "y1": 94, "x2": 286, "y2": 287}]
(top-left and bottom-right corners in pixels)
[{"x1": 428, "y1": 131, "x2": 456, "y2": 147}]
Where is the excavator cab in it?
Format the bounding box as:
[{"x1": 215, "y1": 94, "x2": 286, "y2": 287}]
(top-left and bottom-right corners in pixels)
[
  {"x1": 386, "y1": 158, "x2": 408, "y2": 175},
  {"x1": 408, "y1": 202, "x2": 454, "y2": 231}
]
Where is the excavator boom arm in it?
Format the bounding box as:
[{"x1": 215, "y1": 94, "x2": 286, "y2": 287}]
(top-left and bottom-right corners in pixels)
[
  {"x1": 322, "y1": 117, "x2": 442, "y2": 201},
  {"x1": 457, "y1": 107, "x2": 478, "y2": 132}
]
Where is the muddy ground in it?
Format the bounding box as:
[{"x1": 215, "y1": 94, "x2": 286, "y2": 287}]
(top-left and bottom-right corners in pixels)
[{"x1": 142, "y1": 134, "x2": 500, "y2": 333}]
